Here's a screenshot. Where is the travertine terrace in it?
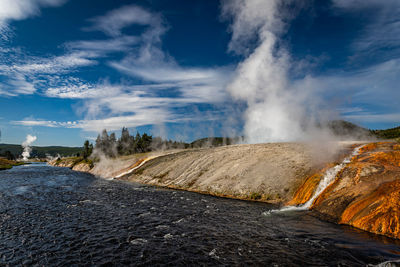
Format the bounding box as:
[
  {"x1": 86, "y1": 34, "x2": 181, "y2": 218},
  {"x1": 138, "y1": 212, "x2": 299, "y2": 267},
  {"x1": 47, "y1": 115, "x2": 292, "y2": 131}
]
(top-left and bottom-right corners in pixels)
[{"x1": 290, "y1": 142, "x2": 400, "y2": 239}]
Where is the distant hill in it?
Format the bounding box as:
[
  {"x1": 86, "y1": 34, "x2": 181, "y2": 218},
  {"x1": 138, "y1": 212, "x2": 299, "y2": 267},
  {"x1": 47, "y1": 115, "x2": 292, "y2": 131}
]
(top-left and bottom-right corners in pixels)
[
  {"x1": 371, "y1": 126, "x2": 400, "y2": 139},
  {"x1": 0, "y1": 144, "x2": 82, "y2": 159},
  {"x1": 326, "y1": 120, "x2": 400, "y2": 140},
  {"x1": 325, "y1": 120, "x2": 373, "y2": 139}
]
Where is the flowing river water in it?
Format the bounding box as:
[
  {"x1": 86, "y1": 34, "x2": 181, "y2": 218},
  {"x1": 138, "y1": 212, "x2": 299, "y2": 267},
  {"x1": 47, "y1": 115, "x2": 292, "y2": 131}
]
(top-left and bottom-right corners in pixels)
[{"x1": 0, "y1": 164, "x2": 399, "y2": 266}]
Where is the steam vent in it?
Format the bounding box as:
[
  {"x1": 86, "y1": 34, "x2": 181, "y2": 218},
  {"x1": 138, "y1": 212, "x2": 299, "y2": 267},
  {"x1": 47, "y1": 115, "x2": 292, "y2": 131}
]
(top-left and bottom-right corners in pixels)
[{"x1": 290, "y1": 142, "x2": 400, "y2": 239}]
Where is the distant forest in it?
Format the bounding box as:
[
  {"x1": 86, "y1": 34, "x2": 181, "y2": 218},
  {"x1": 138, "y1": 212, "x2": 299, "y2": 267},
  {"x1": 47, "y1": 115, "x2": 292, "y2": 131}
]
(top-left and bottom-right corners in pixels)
[
  {"x1": 0, "y1": 144, "x2": 82, "y2": 160},
  {"x1": 371, "y1": 126, "x2": 400, "y2": 139}
]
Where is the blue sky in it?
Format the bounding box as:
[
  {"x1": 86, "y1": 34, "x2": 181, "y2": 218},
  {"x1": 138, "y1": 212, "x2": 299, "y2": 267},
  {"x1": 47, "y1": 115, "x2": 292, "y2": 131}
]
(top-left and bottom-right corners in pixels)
[{"x1": 0, "y1": 0, "x2": 399, "y2": 146}]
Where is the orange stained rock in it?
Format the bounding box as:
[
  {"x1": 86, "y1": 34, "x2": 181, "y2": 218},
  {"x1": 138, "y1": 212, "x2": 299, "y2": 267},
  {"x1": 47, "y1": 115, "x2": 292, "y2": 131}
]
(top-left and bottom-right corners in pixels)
[
  {"x1": 340, "y1": 180, "x2": 400, "y2": 239},
  {"x1": 358, "y1": 142, "x2": 378, "y2": 154},
  {"x1": 287, "y1": 173, "x2": 323, "y2": 206},
  {"x1": 367, "y1": 151, "x2": 400, "y2": 167},
  {"x1": 287, "y1": 142, "x2": 400, "y2": 239}
]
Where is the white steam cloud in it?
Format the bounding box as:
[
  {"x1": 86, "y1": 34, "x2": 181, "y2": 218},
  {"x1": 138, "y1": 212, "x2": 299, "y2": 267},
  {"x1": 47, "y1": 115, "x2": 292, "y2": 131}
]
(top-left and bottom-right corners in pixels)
[
  {"x1": 22, "y1": 134, "x2": 37, "y2": 160},
  {"x1": 222, "y1": 0, "x2": 323, "y2": 143}
]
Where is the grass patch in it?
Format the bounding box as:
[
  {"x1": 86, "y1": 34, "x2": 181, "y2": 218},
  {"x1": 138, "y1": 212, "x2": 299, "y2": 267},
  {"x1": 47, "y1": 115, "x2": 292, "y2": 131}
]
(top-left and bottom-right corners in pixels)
[
  {"x1": 250, "y1": 192, "x2": 262, "y2": 200},
  {"x1": 0, "y1": 158, "x2": 28, "y2": 170},
  {"x1": 0, "y1": 164, "x2": 12, "y2": 170}
]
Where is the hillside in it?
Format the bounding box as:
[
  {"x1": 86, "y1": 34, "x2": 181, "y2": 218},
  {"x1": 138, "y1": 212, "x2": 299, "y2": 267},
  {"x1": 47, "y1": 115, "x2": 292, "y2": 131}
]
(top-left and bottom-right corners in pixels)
[
  {"x1": 323, "y1": 120, "x2": 372, "y2": 139},
  {"x1": 371, "y1": 126, "x2": 400, "y2": 139},
  {"x1": 0, "y1": 144, "x2": 82, "y2": 159}
]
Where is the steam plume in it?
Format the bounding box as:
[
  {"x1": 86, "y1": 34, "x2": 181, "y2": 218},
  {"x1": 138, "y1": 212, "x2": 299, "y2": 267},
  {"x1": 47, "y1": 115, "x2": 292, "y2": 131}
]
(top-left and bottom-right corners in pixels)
[
  {"x1": 22, "y1": 134, "x2": 37, "y2": 160},
  {"x1": 222, "y1": 0, "x2": 321, "y2": 143}
]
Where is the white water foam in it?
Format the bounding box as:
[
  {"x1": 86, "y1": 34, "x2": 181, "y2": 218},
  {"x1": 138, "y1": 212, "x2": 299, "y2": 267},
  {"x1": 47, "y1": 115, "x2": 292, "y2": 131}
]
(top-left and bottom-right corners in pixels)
[{"x1": 264, "y1": 144, "x2": 365, "y2": 215}]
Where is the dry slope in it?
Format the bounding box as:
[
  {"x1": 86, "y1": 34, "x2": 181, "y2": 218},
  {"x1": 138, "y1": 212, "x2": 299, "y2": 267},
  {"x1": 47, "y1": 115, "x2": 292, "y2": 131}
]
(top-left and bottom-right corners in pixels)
[{"x1": 118, "y1": 143, "x2": 341, "y2": 203}]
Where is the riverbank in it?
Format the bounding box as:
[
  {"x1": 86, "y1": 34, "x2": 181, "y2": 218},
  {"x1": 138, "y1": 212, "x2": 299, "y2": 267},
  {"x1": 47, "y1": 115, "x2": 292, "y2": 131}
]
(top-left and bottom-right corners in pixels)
[
  {"x1": 0, "y1": 158, "x2": 27, "y2": 170},
  {"x1": 49, "y1": 141, "x2": 400, "y2": 239},
  {"x1": 50, "y1": 143, "x2": 353, "y2": 203}
]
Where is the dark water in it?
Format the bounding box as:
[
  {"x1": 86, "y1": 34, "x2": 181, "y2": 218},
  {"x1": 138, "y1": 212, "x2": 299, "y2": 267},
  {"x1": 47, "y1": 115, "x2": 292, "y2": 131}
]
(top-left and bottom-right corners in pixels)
[{"x1": 0, "y1": 164, "x2": 399, "y2": 266}]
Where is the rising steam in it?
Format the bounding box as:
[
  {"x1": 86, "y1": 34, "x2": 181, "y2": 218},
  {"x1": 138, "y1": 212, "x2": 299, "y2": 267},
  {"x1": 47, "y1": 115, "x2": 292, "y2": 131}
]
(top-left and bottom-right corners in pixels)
[
  {"x1": 222, "y1": 0, "x2": 325, "y2": 143},
  {"x1": 22, "y1": 134, "x2": 37, "y2": 161}
]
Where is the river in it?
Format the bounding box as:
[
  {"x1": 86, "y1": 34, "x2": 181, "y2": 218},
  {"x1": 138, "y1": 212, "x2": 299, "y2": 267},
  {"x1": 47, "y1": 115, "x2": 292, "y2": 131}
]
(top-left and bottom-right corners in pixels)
[{"x1": 0, "y1": 164, "x2": 399, "y2": 266}]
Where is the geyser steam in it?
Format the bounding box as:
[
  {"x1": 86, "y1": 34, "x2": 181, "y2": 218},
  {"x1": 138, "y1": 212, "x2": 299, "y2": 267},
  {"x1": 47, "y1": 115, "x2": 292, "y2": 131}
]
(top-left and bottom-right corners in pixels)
[
  {"x1": 22, "y1": 134, "x2": 37, "y2": 161},
  {"x1": 222, "y1": 0, "x2": 322, "y2": 143}
]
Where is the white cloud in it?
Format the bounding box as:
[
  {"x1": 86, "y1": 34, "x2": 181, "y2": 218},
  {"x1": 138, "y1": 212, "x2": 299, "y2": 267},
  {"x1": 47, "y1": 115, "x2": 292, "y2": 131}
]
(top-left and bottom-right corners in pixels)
[
  {"x1": 343, "y1": 113, "x2": 400, "y2": 124},
  {"x1": 11, "y1": 119, "x2": 74, "y2": 128},
  {"x1": 2, "y1": 4, "x2": 234, "y2": 136},
  {"x1": 85, "y1": 5, "x2": 165, "y2": 37},
  {"x1": 0, "y1": 0, "x2": 66, "y2": 38},
  {"x1": 333, "y1": 0, "x2": 400, "y2": 59},
  {"x1": 11, "y1": 53, "x2": 96, "y2": 74},
  {"x1": 36, "y1": 4, "x2": 232, "y2": 132},
  {"x1": 65, "y1": 36, "x2": 139, "y2": 54},
  {"x1": 0, "y1": 52, "x2": 96, "y2": 96},
  {"x1": 11, "y1": 109, "x2": 186, "y2": 132},
  {"x1": 291, "y1": 58, "x2": 400, "y2": 126}
]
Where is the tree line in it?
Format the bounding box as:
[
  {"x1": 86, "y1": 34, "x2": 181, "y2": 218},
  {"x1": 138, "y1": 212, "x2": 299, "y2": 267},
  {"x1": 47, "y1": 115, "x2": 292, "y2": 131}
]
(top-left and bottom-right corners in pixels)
[{"x1": 83, "y1": 128, "x2": 189, "y2": 158}]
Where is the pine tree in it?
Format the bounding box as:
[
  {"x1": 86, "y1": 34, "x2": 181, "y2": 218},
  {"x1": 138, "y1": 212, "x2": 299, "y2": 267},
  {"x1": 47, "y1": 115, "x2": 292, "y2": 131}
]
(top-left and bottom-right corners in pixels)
[{"x1": 83, "y1": 140, "x2": 91, "y2": 159}]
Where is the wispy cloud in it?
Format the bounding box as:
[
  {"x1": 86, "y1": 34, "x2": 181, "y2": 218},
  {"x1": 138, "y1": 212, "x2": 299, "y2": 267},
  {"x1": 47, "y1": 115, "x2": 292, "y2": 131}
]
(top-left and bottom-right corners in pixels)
[
  {"x1": 1, "y1": 3, "x2": 231, "y2": 134},
  {"x1": 40, "y1": 4, "x2": 232, "y2": 132},
  {"x1": 65, "y1": 36, "x2": 139, "y2": 54},
  {"x1": 333, "y1": 0, "x2": 400, "y2": 62},
  {"x1": 0, "y1": 0, "x2": 67, "y2": 38},
  {"x1": 12, "y1": 109, "x2": 187, "y2": 132},
  {"x1": 343, "y1": 112, "x2": 400, "y2": 124},
  {"x1": 0, "y1": 52, "x2": 96, "y2": 96},
  {"x1": 84, "y1": 5, "x2": 165, "y2": 38},
  {"x1": 12, "y1": 119, "x2": 77, "y2": 128},
  {"x1": 292, "y1": 58, "x2": 400, "y2": 125}
]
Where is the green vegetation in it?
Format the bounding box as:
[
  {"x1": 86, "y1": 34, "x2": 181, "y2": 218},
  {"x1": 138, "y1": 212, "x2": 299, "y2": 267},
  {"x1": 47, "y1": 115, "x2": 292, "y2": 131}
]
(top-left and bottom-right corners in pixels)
[
  {"x1": 0, "y1": 158, "x2": 26, "y2": 170},
  {"x1": 371, "y1": 126, "x2": 400, "y2": 140},
  {"x1": 93, "y1": 128, "x2": 189, "y2": 158},
  {"x1": 322, "y1": 120, "x2": 400, "y2": 140},
  {"x1": 82, "y1": 140, "x2": 93, "y2": 159},
  {"x1": 52, "y1": 156, "x2": 94, "y2": 169},
  {"x1": 250, "y1": 192, "x2": 262, "y2": 200},
  {"x1": 88, "y1": 128, "x2": 245, "y2": 159}
]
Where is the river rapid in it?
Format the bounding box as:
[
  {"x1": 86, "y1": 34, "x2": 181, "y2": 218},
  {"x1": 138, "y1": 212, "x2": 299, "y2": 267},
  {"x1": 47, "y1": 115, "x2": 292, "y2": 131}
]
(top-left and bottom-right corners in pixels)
[{"x1": 0, "y1": 164, "x2": 399, "y2": 266}]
